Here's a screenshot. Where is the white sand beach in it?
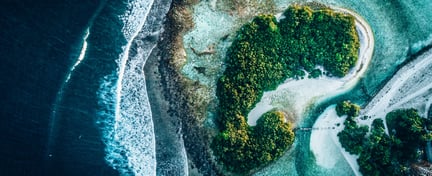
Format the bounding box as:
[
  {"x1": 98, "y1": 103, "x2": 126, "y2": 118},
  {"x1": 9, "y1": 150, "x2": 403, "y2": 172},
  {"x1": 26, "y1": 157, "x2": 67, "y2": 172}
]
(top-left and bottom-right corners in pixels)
[
  {"x1": 360, "y1": 46, "x2": 432, "y2": 129},
  {"x1": 310, "y1": 105, "x2": 361, "y2": 176}
]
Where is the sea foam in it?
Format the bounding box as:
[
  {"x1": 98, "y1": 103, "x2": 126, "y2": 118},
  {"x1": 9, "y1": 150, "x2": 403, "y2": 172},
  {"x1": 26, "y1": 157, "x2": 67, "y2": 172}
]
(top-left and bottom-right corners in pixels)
[{"x1": 97, "y1": 0, "x2": 157, "y2": 175}]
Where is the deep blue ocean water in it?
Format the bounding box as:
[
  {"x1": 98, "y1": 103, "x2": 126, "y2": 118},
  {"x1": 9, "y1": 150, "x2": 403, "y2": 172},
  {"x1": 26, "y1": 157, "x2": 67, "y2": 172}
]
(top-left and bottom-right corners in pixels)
[
  {"x1": 0, "y1": 1, "x2": 121, "y2": 175},
  {"x1": 0, "y1": 0, "x2": 173, "y2": 175}
]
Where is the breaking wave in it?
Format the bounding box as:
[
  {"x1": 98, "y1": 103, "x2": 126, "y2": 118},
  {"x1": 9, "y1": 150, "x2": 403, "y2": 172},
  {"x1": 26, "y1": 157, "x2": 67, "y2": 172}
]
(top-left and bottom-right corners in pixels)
[{"x1": 96, "y1": 0, "x2": 158, "y2": 175}]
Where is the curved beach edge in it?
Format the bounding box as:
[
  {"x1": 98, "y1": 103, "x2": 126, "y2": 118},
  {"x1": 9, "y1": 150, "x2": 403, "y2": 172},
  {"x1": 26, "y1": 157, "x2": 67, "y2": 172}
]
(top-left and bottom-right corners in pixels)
[{"x1": 309, "y1": 7, "x2": 374, "y2": 176}]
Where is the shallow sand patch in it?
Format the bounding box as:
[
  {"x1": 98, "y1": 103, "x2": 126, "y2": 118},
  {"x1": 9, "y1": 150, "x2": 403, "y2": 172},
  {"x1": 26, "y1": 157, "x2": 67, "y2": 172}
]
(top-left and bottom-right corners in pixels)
[
  {"x1": 360, "y1": 47, "x2": 432, "y2": 130},
  {"x1": 310, "y1": 106, "x2": 361, "y2": 175}
]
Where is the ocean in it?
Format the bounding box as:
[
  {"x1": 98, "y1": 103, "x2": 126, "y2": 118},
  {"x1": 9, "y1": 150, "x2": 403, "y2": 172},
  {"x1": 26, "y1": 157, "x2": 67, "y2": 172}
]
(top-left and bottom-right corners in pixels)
[{"x1": 0, "y1": 0, "x2": 173, "y2": 175}]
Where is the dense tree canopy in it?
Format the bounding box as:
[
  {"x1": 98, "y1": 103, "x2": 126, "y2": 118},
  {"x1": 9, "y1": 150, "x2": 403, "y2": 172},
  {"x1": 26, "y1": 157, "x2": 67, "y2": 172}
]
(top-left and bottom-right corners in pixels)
[
  {"x1": 357, "y1": 119, "x2": 403, "y2": 175},
  {"x1": 338, "y1": 108, "x2": 432, "y2": 175},
  {"x1": 213, "y1": 5, "x2": 360, "y2": 173},
  {"x1": 253, "y1": 111, "x2": 295, "y2": 164},
  {"x1": 337, "y1": 116, "x2": 368, "y2": 155},
  {"x1": 335, "y1": 100, "x2": 360, "y2": 117},
  {"x1": 278, "y1": 5, "x2": 360, "y2": 77},
  {"x1": 212, "y1": 111, "x2": 295, "y2": 172},
  {"x1": 385, "y1": 109, "x2": 432, "y2": 161}
]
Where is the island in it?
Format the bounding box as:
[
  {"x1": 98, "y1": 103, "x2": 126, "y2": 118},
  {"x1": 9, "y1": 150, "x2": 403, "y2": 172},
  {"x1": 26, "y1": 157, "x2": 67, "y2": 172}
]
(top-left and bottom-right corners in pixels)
[{"x1": 211, "y1": 4, "x2": 361, "y2": 173}]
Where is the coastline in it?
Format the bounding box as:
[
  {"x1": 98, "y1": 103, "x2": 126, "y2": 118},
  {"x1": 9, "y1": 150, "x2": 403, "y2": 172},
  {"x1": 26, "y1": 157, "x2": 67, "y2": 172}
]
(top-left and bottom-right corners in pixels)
[
  {"x1": 145, "y1": 0, "x2": 432, "y2": 175},
  {"x1": 307, "y1": 7, "x2": 374, "y2": 176},
  {"x1": 360, "y1": 45, "x2": 432, "y2": 127},
  {"x1": 247, "y1": 6, "x2": 375, "y2": 126},
  {"x1": 145, "y1": 45, "x2": 189, "y2": 174},
  {"x1": 310, "y1": 106, "x2": 361, "y2": 176}
]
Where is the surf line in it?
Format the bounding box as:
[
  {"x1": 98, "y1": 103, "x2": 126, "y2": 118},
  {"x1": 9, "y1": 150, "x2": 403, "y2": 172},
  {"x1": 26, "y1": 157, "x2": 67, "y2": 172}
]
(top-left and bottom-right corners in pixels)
[
  {"x1": 46, "y1": 0, "x2": 108, "y2": 159},
  {"x1": 64, "y1": 29, "x2": 90, "y2": 83},
  {"x1": 111, "y1": 0, "x2": 157, "y2": 175}
]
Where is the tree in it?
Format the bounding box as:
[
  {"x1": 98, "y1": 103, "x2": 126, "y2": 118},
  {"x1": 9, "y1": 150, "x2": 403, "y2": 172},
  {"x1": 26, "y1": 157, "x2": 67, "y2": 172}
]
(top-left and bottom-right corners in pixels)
[
  {"x1": 341, "y1": 109, "x2": 432, "y2": 176},
  {"x1": 335, "y1": 100, "x2": 360, "y2": 117},
  {"x1": 358, "y1": 119, "x2": 398, "y2": 176},
  {"x1": 338, "y1": 116, "x2": 368, "y2": 155},
  {"x1": 253, "y1": 111, "x2": 295, "y2": 164},
  {"x1": 386, "y1": 109, "x2": 432, "y2": 161}
]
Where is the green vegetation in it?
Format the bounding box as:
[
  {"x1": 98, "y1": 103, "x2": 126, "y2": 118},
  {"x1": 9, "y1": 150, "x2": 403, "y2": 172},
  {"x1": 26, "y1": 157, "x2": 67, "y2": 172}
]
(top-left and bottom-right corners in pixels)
[
  {"x1": 335, "y1": 100, "x2": 361, "y2": 117},
  {"x1": 212, "y1": 111, "x2": 295, "y2": 172},
  {"x1": 254, "y1": 111, "x2": 295, "y2": 164},
  {"x1": 357, "y1": 119, "x2": 403, "y2": 175},
  {"x1": 385, "y1": 109, "x2": 432, "y2": 161},
  {"x1": 212, "y1": 5, "x2": 360, "y2": 173},
  {"x1": 279, "y1": 6, "x2": 360, "y2": 77},
  {"x1": 337, "y1": 116, "x2": 368, "y2": 155},
  {"x1": 338, "y1": 108, "x2": 432, "y2": 175}
]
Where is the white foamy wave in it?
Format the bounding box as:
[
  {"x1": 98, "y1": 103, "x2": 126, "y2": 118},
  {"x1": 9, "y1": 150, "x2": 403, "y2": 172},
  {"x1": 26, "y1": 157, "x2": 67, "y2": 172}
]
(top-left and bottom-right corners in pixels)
[
  {"x1": 98, "y1": 0, "x2": 157, "y2": 175},
  {"x1": 65, "y1": 28, "x2": 90, "y2": 83},
  {"x1": 116, "y1": 0, "x2": 155, "y2": 122},
  {"x1": 47, "y1": 27, "x2": 91, "y2": 158},
  {"x1": 120, "y1": 0, "x2": 154, "y2": 41},
  {"x1": 117, "y1": 43, "x2": 157, "y2": 176},
  {"x1": 98, "y1": 46, "x2": 158, "y2": 175},
  {"x1": 97, "y1": 74, "x2": 132, "y2": 174},
  {"x1": 64, "y1": 0, "x2": 107, "y2": 83}
]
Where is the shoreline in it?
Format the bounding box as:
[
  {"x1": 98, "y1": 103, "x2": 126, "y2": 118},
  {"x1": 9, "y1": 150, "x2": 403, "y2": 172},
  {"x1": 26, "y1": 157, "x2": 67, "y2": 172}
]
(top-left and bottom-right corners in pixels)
[
  {"x1": 307, "y1": 7, "x2": 374, "y2": 176},
  {"x1": 360, "y1": 45, "x2": 432, "y2": 127},
  {"x1": 145, "y1": 45, "x2": 189, "y2": 175},
  {"x1": 247, "y1": 6, "x2": 375, "y2": 126},
  {"x1": 310, "y1": 106, "x2": 361, "y2": 176}
]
